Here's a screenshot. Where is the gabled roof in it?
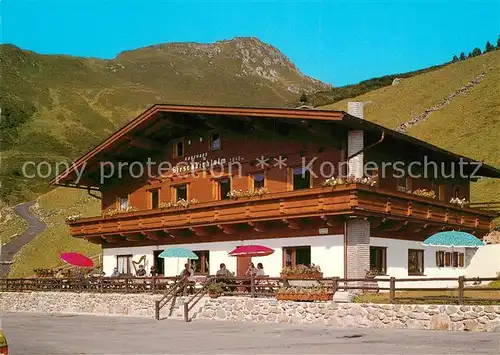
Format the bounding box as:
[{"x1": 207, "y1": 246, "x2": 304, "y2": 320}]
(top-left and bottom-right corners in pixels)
[{"x1": 51, "y1": 103, "x2": 500, "y2": 187}]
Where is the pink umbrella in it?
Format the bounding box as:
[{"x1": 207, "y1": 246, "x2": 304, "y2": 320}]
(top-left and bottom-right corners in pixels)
[
  {"x1": 228, "y1": 245, "x2": 274, "y2": 257},
  {"x1": 60, "y1": 252, "x2": 94, "y2": 268}
]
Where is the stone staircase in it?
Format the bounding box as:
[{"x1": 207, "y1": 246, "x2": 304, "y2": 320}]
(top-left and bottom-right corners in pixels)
[{"x1": 157, "y1": 295, "x2": 209, "y2": 320}]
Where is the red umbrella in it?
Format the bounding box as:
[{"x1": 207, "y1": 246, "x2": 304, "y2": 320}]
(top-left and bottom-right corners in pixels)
[
  {"x1": 60, "y1": 252, "x2": 94, "y2": 268},
  {"x1": 228, "y1": 245, "x2": 274, "y2": 257}
]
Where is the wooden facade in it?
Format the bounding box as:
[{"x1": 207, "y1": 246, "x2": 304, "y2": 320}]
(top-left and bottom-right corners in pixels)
[{"x1": 54, "y1": 104, "x2": 500, "y2": 249}]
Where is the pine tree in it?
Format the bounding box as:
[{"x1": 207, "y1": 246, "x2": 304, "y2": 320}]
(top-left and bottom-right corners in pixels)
[
  {"x1": 452, "y1": 55, "x2": 459, "y2": 62},
  {"x1": 467, "y1": 52, "x2": 472, "y2": 58},
  {"x1": 497, "y1": 35, "x2": 500, "y2": 50},
  {"x1": 485, "y1": 41, "x2": 494, "y2": 53},
  {"x1": 459, "y1": 52, "x2": 466, "y2": 61},
  {"x1": 471, "y1": 47, "x2": 482, "y2": 57}
]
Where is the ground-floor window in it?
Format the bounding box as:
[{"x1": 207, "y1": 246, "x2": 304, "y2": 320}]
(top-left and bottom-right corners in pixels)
[
  {"x1": 283, "y1": 246, "x2": 311, "y2": 267},
  {"x1": 370, "y1": 246, "x2": 387, "y2": 275},
  {"x1": 117, "y1": 254, "x2": 133, "y2": 274},
  {"x1": 436, "y1": 251, "x2": 464, "y2": 268},
  {"x1": 154, "y1": 250, "x2": 165, "y2": 275},
  {"x1": 192, "y1": 250, "x2": 210, "y2": 274},
  {"x1": 408, "y1": 249, "x2": 424, "y2": 275}
]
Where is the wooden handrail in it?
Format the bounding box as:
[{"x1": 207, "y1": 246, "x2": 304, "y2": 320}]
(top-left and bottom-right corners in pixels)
[{"x1": 1, "y1": 275, "x2": 499, "y2": 307}]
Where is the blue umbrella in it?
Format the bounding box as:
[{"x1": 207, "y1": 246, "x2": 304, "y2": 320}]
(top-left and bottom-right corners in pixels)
[
  {"x1": 422, "y1": 231, "x2": 485, "y2": 248},
  {"x1": 159, "y1": 248, "x2": 199, "y2": 259},
  {"x1": 159, "y1": 248, "x2": 198, "y2": 275}
]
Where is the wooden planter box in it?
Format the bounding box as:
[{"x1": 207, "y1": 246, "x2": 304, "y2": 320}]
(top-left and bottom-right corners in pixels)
[
  {"x1": 276, "y1": 293, "x2": 333, "y2": 302},
  {"x1": 280, "y1": 273, "x2": 323, "y2": 279},
  {"x1": 362, "y1": 278, "x2": 379, "y2": 293}
]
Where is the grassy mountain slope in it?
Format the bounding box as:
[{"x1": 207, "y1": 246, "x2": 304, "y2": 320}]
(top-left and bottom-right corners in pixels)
[
  {"x1": 0, "y1": 37, "x2": 329, "y2": 204},
  {"x1": 9, "y1": 188, "x2": 101, "y2": 277},
  {"x1": 321, "y1": 50, "x2": 500, "y2": 203}
]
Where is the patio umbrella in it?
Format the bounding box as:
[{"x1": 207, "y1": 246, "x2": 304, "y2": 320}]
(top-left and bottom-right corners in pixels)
[
  {"x1": 60, "y1": 252, "x2": 94, "y2": 268},
  {"x1": 422, "y1": 231, "x2": 485, "y2": 248},
  {"x1": 159, "y1": 248, "x2": 198, "y2": 275},
  {"x1": 228, "y1": 244, "x2": 274, "y2": 257}
]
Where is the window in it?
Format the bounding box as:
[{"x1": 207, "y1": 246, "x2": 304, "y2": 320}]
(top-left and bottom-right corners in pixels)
[
  {"x1": 436, "y1": 251, "x2": 445, "y2": 267},
  {"x1": 436, "y1": 251, "x2": 465, "y2": 268},
  {"x1": 210, "y1": 132, "x2": 221, "y2": 151},
  {"x1": 408, "y1": 249, "x2": 424, "y2": 275},
  {"x1": 283, "y1": 246, "x2": 311, "y2": 267},
  {"x1": 174, "y1": 185, "x2": 188, "y2": 201},
  {"x1": 370, "y1": 247, "x2": 387, "y2": 275},
  {"x1": 173, "y1": 140, "x2": 184, "y2": 158},
  {"x1": 252, "y1": 172, "x2": 265, "y2": 189},
  {"x1": 454, "y1": 187, "x2": 461, "y2": 198},
  {"x1": 445, "y1": 251, "x2": 451, "y2": 267},
  {"x1": 150, "y1": 189, "x2": 159, "y2": 209},
  {"x1": 117, "y1": 255, "x2": 132, "y2": 274},
  {"x1": 118, "y1": 196, "x2": 129, "y2": 211},
  {"x1": 218, "y1": 178, "x2": 231, "y2": 200},
  {"x1": 292, "y1": 167, "x2": 311, "y2": 190},
  {"x1": 191, "y1": 250, "x2": 210, "y2": 274}
]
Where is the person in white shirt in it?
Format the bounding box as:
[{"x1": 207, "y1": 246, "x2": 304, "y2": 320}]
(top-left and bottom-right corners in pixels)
[{"x1": 256, "y1": 263, "x2": 266, "y2": 277}]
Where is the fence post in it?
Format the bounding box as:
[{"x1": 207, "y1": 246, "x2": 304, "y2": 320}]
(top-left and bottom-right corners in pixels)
[
  {"x1": 332, "y1": 277, "x2": 339, "y2": 294},
  {"x1": 250, "y1": 274, "x2": 255, "y2": 298},
  {"x1": 151, "y1": 277, "x2": 156, "y2": 294},
  {"x1": 389, "y1": 277, "x2": 396, "y2": 304},
  {"x1": 125, "y1": 277, "x2": 129, "y2": 293},
  {"x1": 99, "y1": 277, "x2": 103, "y2": 293},
  {"x1": 155, "y1": 300, "x2": 160, "y2": 320},
  {"x1": 183, "y1": 301, "x2": 189, "y2": 322},
  {"x1": 458, "y1": 276, "x2": 465, "y2": 305}
]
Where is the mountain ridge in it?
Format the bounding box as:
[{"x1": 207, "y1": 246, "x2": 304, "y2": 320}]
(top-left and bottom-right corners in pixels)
[{"x1": 0, "y1": 37, "x2": 330, "y2": 204}]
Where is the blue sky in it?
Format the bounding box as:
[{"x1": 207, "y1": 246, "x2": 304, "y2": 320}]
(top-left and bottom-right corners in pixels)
[{"x1": 2, "y1": 0, "x2": 499, "y2": 85}]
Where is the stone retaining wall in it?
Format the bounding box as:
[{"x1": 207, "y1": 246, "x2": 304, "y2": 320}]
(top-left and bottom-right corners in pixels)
[
  {"x1": 196, "y1": 297, "x2": 500, "y2": 332},
  {"x1": 2, "y1": 292, "x2": 499, "y2": 332},
  {"x1": 0, "y1": 292, "x2": 161, "y2": 318}
]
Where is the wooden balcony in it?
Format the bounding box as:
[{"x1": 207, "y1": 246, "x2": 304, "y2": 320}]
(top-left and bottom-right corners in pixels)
[{"x1": 68, "y1": 184, "x2": 497, "y2": 246}]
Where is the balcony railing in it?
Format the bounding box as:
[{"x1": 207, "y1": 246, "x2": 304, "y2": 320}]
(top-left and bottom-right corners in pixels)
[{"x1": 67, "y1": 184, "x2": 497, "y2": 238}]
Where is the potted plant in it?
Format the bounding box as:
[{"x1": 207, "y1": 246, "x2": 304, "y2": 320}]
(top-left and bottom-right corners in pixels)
[
  {"x1": 363, "y1": 268, "x2": 380, "y2": 293},
  {"x1": 280, "y1": 264, "x2": 323, "y2": 279},
  {"x1": 206, "y1": 283, "x2": 223, "y2": 298}
]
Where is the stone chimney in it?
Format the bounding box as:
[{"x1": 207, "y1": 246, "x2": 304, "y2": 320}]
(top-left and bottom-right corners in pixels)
[{"x1": 347, "y1": 102, "x2": 364, "y2": 178}]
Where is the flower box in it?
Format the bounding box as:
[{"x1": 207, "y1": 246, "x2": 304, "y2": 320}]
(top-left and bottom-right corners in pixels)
[
  {"x1": 280, "y1": 273, "x2": 323, "y2": 279},
  {"x1": 276, "y1": 293, "x2": 333, "y2": 302}
]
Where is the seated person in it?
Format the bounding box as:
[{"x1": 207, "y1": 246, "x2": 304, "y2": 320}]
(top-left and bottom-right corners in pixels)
[
  {"x1": 256, "y1": 263, "x2": 266, "y2": 277},
  {"x1": 245, "y1": 262, "x2": 258, "y2": 277},
  {"x1": 216, "y1": 263, "x2": 233, "y2": 278},
  {"x1": 135, "y1": 265, "x2": 147, "y2": 277},
  {"x1": 179, "y1": 263, "x2": 192, "y2": 280},
  {"x1": 150, "y1": 265, "x2": 158, "y2": 277},
  {"x1": 111, "y1": 268, "x2": 121, "y2": 277}
]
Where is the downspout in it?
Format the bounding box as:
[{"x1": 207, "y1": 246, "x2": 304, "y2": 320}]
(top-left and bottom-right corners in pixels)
[
  {"x1": 52, "y1": 183, "x2": 102, "y2": 200},
  {"x1": 346, "y1": 130, "x2": 386, "y2": 162},
  {"x1": 343, "y1": 219, "x2": 348, "y2": 279}
]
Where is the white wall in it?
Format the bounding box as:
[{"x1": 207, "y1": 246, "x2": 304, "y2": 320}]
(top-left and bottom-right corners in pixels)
[
  {"x1": 466, "y1": 244, "x2": 500, "y2": 278},
  {"x1": 370, "y1": 237, "x2": 467, "y2": 288},
  {"x1": 102, "y1": 234, "x2": 344, "y2": 278}
]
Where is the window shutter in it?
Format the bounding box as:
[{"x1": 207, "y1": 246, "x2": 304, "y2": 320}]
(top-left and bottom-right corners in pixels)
[
  {"x1": 459, "y1": 253, "x2": 464, "y2": 267},
  {"x1": 445, "y1": 252, "x2": 451, "y2": 267}
]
